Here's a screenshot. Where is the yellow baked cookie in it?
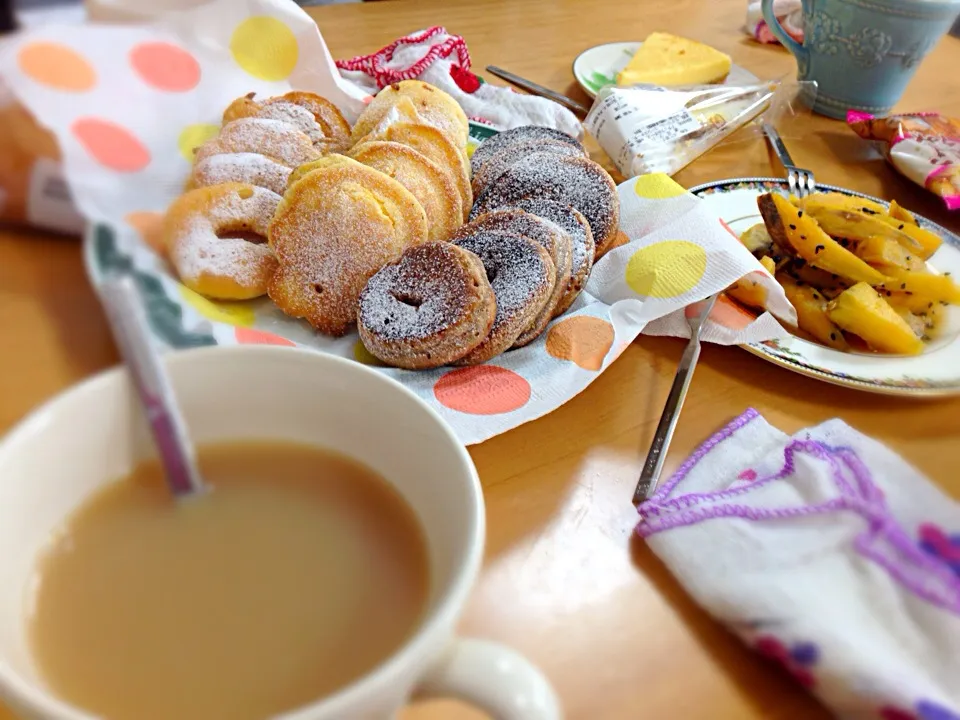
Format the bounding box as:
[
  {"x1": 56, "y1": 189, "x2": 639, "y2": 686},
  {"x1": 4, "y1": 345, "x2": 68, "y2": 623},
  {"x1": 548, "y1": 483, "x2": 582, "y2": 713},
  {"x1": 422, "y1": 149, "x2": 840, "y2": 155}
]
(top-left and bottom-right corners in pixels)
[
  {"x1": 351, "y1": 80, "x2": 469, "y2": 149},
  {"x1": 268, "y1": 157, "x2": 428, "y2": 336},
  {"x1": 356, "y1": 120, "x2": 472, "y2": 220},
  {"x1": 348, "y1": 140, "x2": 462, "y2": 242}
]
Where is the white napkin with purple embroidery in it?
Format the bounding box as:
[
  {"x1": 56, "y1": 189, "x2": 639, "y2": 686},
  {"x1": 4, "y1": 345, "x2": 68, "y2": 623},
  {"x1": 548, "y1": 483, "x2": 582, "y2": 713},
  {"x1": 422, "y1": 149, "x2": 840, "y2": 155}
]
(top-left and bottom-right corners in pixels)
[{"x1": 637, "y1": 409, "x2": 960, "y2": 719}]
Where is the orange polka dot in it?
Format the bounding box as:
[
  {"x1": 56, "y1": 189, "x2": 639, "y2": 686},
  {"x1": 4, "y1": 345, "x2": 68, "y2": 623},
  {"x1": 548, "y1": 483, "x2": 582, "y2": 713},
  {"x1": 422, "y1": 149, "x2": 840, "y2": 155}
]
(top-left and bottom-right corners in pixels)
[
  {"x1": 72, "y1": 118, "x2": 150, "y2": 172},
  {"x1": 18, "y1": 41, "x2": 95, "y2": 91},
  {"x1": 719, "y1": 219, "x2": 739, "y2": 241},
  {"x1": 545, "y1": 315, "x2": 615, "y2": 371},
  {"x1": 610, "y1": 230, "x2": 631, "y2": 251},
  {"x1": 234, "y1": 327, "x2": 295, "y2": 346},
  {"x1": 124, "y1": 211, "x2": 165, "y2": 255},
  {"x1": 129, "y1": 42, "x2": 200, "y2": 92},
  {"x1": 434, "y1": 366, "x2": 530, "y2": 415},
  {"x1": 710, "y1": 295, "x2": 757, "y2": 330}
]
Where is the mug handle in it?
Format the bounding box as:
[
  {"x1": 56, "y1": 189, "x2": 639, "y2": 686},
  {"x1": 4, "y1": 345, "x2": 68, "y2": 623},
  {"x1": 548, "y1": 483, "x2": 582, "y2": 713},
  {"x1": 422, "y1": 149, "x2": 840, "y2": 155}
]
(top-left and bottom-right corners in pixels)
[
  {"x1": 415, "y1": 638, "x2": 561, "y2": 719},
  {"x1": 760, "y1": 0, "x2": 806, "y2": 61}
]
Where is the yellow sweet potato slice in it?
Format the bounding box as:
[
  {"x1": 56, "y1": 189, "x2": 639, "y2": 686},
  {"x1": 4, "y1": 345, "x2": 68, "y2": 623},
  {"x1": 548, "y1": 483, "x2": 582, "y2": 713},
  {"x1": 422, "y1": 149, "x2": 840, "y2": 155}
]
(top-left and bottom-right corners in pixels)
[
  {"x1": 778, "y1": 273, "x2": 848, "y2": 350},
  {"x1": 799, "y1": 205, "x2": 924, "y2": 256},
  {"x1": 794, "y1": 191, "x2": 888, "y2": 217},
  {"x1": 826, "y1": 283, "x2": 924, "y2": 355},
  {"x1": 885, "y1": 293, "x2": 945, "y2": 339},
  {"x1": 851, "y1": 236, "x2": 925, "y2": 272},
  {"x1": 725, "y1": 257, "x2": 777, "y2": 311},
  {"x1": 889, "y1": 199, "x2": 916, "y2": 224},
  {"x1": 874, "y1": 215, "x2": 942, "y2": 259},
  {"x1": 759, "y1": 194, "x2": 888, "y2": 285},
  {"x1": 739, "y1": 223, "x2": 774, "y2": 256},
  {"x1": 776, "y1": 256, "x2": 849, "y2": 297},
  {"x1": 875, "y1": 269, "x2": 960, "y2": 304},
  {"x1": 727, "y1": 277, "x2": 767, "y2": 311}
]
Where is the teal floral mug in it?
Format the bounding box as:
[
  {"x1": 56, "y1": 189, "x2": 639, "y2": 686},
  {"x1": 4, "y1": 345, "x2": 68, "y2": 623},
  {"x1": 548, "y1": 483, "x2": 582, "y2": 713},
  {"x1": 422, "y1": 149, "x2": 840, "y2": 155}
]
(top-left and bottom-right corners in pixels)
[{"x1": 762, "y1": 0, "x2": 960, "y2": 119}]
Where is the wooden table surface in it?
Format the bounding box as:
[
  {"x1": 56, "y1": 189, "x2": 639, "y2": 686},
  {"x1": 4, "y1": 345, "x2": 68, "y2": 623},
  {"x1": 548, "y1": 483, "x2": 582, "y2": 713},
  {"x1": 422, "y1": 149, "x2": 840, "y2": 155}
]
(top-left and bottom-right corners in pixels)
[{"x1": 2, "y1": 0, "x2": 960, "y2": 718}]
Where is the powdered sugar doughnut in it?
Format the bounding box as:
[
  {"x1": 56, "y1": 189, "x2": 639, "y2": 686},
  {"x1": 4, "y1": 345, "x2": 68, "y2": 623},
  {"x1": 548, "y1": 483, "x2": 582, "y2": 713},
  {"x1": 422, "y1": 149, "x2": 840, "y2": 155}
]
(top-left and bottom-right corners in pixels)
[
  {"x1": 452, "y1": 209, "x2": 572, "y2": 346},
  {"x1": 471, "y1": 153, "x2": 620, "y2": 257},
  {"x1": 221, "y1": 91, "x2": 351, "y2": 151},
  {"x1": 266, "y1": 92, "x2": 352, "y2": 150},
  {"x1": 255, "y1": 102, "x2": 325, "y2": 145},
  {"x1": 164, "y1": 183, "x2": 281, "y2": 300},
  {"x1": 499, "y1": 198, "x2": 595, "y2": 316},
  {"x1": 194, "y1": 118, "x2": 320, "y2": 168},
  {"x1": 357, "y1": 120, "x2": 472, "y2": 220},
  {"x1": 470, "y1": 126, "x2": 585, "y2": 179},
  {"x1": 358, "y1": 242, "x2": 496, "y2": 370},
  {"x1": 269, "y1": 156, "x2": 428, "y2": 336},
  {"x1": 348, "y1": 141, "x2": 463, "y2": 242},
  {"x1": 452, "y1": 230, "x2": 555, "y2": 365},
  {"x1": 471, "y1": 139, "x2": 587, "y2": 197},
  {"x1": 188, "y1": 153, "x2": 291, "y2": 195},
  {"x1": 352, "y1": 81, "x2": 469, "y2": 149}
]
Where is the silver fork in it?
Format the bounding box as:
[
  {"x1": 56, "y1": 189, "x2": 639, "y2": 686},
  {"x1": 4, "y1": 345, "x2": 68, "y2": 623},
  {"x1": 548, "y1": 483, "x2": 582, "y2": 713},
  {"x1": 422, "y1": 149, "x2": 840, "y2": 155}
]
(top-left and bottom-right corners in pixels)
[
  {"x1": 762, "y1": 122, "x2": 816, "y2": 198},
  {"x1": 633, "y1": 293, "x2": 719, "y2": 506}
]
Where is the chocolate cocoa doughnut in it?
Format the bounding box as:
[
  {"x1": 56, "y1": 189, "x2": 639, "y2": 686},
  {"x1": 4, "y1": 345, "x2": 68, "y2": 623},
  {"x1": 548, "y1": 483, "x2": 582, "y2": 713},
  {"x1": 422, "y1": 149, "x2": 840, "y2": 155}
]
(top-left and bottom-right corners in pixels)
[
  {"x1": 357, "y1": 242, "x2": 496, "y2": 370},
  {"x1": 451, "y1": 209, "x2": 572, "y2": 346},
  {"x1": 470, "y1": 153, "x2": 620, "y2": 259},
  {"x1": 494, "y1": 198, "x2": 594, "y2": 316},
  {"x1": 471, "y1": 139, "x2": 587, "y2": 197},
  {"x1": 452, "y1": 230, "x2": 555, "y2": 365},
  {"x1": 470, "y1": 125, "x2": 585, "y2": 179}
]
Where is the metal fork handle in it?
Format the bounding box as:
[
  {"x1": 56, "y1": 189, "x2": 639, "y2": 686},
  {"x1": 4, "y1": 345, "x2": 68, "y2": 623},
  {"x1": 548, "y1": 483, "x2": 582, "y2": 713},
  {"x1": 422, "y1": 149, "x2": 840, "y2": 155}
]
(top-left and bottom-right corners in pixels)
[
  {"x1": 762, "y1": 122, "x2": 798, "y2": 170},
  {"x1": 486, "y1": 65, "x2": 591, "y2": 116},
  {"x1": 632, "y1": 336, "x2": 704, "y2": 505}
]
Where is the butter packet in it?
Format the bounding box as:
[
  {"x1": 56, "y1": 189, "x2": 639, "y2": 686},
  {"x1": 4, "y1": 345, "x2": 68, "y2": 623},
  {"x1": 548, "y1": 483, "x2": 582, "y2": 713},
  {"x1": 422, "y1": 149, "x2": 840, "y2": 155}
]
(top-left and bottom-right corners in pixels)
[{"x1": 584, "y1": 82, "x2": 777, "y2": 178}]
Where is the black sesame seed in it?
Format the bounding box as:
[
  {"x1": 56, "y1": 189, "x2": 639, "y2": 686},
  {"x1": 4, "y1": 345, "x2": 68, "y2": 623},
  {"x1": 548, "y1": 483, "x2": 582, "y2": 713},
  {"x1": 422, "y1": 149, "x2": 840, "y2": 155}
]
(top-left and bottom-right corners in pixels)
[
  {"x1": 906, "y1": 291, "x2": 913, "y2": 295},
  {"x1": 814, "y1": 245, "x2": 825, "y2": 254},
  {"x1": 830, "y1": 332, "x2": 837, "y2": 340},
  {"x1": 900, "y1": 283, "x2": 906, "y2": 289},
  {"x1": 812, "y1": 292, "x2": 819, "y2": 300},
  {"x1": 789, "y1": 224, "x2": 797, "y2": 230},
  {"x1": 800, "y1": 235, "x2": 807, "y2": 240},
  {"x1": 798, "y1": 211, "x2": 803, "y2": 217},
  {"x1": 906, "y1": 256, "x2": 912, "y2": 261},
  {"x1": 898, "y1": 224, "x2": 904, "y2": 230}
]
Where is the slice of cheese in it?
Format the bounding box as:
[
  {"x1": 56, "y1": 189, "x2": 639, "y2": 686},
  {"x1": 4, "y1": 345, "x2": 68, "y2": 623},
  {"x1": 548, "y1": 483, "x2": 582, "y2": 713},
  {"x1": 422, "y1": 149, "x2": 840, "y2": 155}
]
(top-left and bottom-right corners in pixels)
[{"x1": 616, "y1": 32, "x2": 732, "y2": 87}]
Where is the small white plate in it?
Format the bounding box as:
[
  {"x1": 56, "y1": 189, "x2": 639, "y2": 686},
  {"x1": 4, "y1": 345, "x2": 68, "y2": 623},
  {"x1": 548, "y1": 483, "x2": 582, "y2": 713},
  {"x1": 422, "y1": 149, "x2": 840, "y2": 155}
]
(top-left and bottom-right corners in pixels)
[
  {"x1": 572, "y1": 41, "x2": 759, "y2": 99},
  {"x1": 689, "y1": 177, "x2": 960, "y2": 397}
]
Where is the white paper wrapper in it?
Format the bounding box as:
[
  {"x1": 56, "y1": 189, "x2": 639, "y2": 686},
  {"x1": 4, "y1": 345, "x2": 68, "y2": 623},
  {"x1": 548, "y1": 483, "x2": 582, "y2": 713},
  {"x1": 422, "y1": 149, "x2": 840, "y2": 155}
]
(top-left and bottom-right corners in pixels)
[{"x1": 0, "y1": 0, "x2": 793, "y2": 444}]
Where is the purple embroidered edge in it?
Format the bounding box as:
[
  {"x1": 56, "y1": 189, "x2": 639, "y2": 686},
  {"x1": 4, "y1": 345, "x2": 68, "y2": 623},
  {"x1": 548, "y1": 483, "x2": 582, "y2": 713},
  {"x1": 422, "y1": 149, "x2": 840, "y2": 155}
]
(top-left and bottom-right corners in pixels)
[
  {"x1": 636, "y1": 429, "x2": 960, "y2": 616},
  {"x1": 648, "y1": 407, "x2": 760, "y2": 502}
]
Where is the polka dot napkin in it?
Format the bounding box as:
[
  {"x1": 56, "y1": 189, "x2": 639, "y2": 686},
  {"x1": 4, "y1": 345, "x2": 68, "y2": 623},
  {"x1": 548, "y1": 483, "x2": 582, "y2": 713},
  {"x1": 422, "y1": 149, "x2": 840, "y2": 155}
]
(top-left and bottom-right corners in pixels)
[{"x1": 0, "y1": 0, "x2": 793, "y2": 445}]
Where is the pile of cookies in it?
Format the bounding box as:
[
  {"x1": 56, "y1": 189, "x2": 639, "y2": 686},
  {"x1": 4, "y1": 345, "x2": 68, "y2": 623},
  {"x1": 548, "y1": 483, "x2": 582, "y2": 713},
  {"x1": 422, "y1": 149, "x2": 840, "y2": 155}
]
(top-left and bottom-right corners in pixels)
[{"x1": 159, "y1": 80, "x2": 621, "y2": 370}]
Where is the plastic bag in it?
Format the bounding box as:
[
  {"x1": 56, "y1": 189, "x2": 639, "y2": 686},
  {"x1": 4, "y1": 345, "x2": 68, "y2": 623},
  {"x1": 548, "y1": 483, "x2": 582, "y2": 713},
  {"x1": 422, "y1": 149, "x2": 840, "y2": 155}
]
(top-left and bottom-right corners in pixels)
[
  {"x1": 848, "y1": 111, "x2": 960, "y2": 210},
  {"x1": 584, "y1": 81, "x2": 779, "y2": 179},
  {"x1": 0, "y1": 98, "x2": 83, "y2": 234}
]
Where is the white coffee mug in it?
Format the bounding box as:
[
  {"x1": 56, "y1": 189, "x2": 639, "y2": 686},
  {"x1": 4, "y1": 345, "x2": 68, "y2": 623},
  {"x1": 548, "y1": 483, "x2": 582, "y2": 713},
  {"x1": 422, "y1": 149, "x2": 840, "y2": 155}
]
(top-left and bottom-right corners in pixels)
[{"x1": 0, "y1": 346, "x2": 560, "y2": 720}]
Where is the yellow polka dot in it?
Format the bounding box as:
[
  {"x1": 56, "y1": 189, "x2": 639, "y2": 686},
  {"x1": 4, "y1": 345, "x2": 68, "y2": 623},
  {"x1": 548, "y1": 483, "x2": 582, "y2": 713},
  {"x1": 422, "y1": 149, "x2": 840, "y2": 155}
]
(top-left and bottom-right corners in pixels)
[
  {"x1": 179, "y1": 285, "x2": 255, "y2": 326},
  {"x1": 177, "y1": 123, "x2": 219, "y2": 162},
  {"x1": 625, "y1": 240, "x2": 707, "y2": 298},
  {"x1": 633, "y1": 173, "x2": 686, "y2": 200},
  {"x1": 230, "y1": 16, "x2": 298, "y2": 81},
  {"x1": 353, "y1": 339, "x2": 384, "y2": 366}
]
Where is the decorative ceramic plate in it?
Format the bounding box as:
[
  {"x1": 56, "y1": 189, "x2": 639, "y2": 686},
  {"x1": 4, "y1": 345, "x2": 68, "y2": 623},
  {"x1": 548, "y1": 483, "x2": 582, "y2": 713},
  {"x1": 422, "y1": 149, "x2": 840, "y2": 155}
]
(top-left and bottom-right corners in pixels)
[
  {"x1": 572, "y1": 41, "x2": 759, "y2": 99},
  {"x1": 688, "y1": 177, "x2": 960, "y2": 396}
]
